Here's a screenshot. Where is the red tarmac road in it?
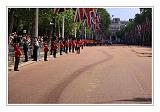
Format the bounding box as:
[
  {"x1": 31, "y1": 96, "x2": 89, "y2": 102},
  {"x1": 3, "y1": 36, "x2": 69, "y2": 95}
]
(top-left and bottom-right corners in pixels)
[{"x1": 8, "y1": 46, "x2": 152, "y2": 104}]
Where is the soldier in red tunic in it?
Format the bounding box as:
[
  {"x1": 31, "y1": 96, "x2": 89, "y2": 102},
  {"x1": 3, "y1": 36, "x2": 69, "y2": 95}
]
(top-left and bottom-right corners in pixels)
[
  {"x1": 65, "y1": 38, "x2": 69, "y2": 54},
  {"x1": 72, "y1": 38, "x2": 76, "y2": 53},
  {"x1": 60, "y1": 39, "x2": 64, "y2": 55},
  {"x1": 76, "y1": 38, "x2": 81, "y2": 54},
  {"x1": 53, "y1": 40, "x2": 58, "y2": 58},
  {"x1": 14, "y1": 43, "x2": 22, "y2": 71},
  {"x1": 44, "y1": 42, "x2": 49, "y2": 61}
]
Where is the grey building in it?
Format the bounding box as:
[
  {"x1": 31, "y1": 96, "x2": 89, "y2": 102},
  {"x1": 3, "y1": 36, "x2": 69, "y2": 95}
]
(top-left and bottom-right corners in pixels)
[
  {"x1": 109, "y1": 18, "x2": 133, "y2": 42},
  {"x1": 109, "y1": 18, "x2": 121, "y2": 36}
]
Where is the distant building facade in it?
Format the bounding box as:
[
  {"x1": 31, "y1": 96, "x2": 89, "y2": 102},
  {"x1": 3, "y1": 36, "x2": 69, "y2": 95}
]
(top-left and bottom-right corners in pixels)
[
  {"x1": 109, "y1": 18, "x2": 121, "y2": 36},
  {"x1": 109, "y1": 18, "x2": 133, "y2": 41}
]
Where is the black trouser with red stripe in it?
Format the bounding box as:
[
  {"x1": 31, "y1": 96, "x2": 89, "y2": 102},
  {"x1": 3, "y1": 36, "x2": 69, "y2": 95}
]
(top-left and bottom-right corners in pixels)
[
  {"x1": 72, "y1": 46, "x2": 75, "y2": 53},
  {"x1": 14, "y1": 57, "x2": 20, "y2": 71},
  {"x1": 53, "y1": 49, "x2": 56, "y2": 58},
  {"x1": 44, "y1": 51, "x2": 48, "y2": 61},
  {"x1": 60, "y1": 48, "x2": 63, "y2": 55},
  {"x1": 24, "y1": 51, "x2": 28, "y2": 62},
  {"x1": 81, "y1": 45, "x2": 83, "y2": 49},
  {"x1": 65, "y1": 46, "x2": 68, "y2": 53},
  {"x1": 50, "y1": 47, "x2": 53, "y2": 55},
  {"x1": 77, "y1": 46, "x2": 80, "y2": 54},
  {"x1": 69, "y1": 45, "x2": 71, "y2": 52}
]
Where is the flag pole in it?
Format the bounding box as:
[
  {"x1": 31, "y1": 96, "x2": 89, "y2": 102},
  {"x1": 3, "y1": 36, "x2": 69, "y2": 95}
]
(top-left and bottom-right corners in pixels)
[
  {"x1": 35, "y1": 8, "x2": 39, "y2": 38},
  {"x1": 58, "y1": 19, "x2": 60, "y2": 52},
  {"x1": 75, "y1": 27, "x2": 77, "y2": 38},
  {"x1": 62, "y1": 16, "x2": 64, "y2": 39},
  {"x1": 85, "y1": 26, "x2": 86, "y2": 40},
  {"x1": 35, "y1": 8, "x2": 40, "y2": 60}
]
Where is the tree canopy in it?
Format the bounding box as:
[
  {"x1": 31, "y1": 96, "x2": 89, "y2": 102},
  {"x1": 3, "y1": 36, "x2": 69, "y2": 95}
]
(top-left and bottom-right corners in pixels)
[
  {"x1": 97, "y1": 8, "x2": 111, "y2": 36},
  {"x1": 116, "y1": 8, "x2": 152, "y2": 46},
  {"x1": 8, "y1": 8, "x2": 111, "y2": 41}
]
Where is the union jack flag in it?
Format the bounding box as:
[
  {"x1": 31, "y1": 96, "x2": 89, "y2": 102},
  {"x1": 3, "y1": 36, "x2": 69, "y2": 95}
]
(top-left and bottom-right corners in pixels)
[
  {"x1": 83, "y1": 8, "x2": 95, "y2": 31},
  {"x1": 74, "y1": 8, "x2": 87, "y2": 22}
]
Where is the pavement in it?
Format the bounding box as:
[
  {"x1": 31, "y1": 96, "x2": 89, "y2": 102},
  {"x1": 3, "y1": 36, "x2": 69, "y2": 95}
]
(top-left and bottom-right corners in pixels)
[{"x1": 8, "y1": 45, "x2": 152, "y2": 104}]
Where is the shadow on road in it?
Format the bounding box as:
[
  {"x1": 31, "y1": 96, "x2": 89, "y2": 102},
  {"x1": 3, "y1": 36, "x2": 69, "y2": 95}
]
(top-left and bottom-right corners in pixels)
[
  {"x1": 116, "y1": 97, "x2": 152, "y2": 103},
  {"x1": 44, "y1": 50, "x2": 113, "y2": 103},
  {"x1": 137, "y1": 55, "x2": 152, "y2": 57},
  {"x1": 130, "y1": 49, "x2": 152, "y2": 57},
  {"x1": 95, "y1": 97, "x2": 152, "y2": 104}
]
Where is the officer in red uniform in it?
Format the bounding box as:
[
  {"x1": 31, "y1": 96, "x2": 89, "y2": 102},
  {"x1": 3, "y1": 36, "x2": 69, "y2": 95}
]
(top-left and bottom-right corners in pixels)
[
  {"x1": 14, "y1": 43, "x2": 22, "y2": 71},
  {"x1": 53, "y1": 40, "x2": 58, "y2": 58},
  {"x1": 60, "y1": 39, "x2": 64, "y2": 55},
  {"x1": 65, "y1": 38, "x2": 69, "y2": 54},
  {"x1": 76, "y1": 38, "x2": 81, "y2": 54},
  {"x1": 44, "y1": 42, "x2": 49, "y2": 61},
  {"x1": 72, "y1": 38, "x2": 76, "y2": 53}
]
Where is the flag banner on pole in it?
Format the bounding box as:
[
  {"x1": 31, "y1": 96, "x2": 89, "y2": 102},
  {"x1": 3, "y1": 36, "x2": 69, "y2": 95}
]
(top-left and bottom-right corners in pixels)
[
  {"x1": 79, "y1": 8, "x2": 86, "y2": 21},
  {"x1": 74, "y1": 8, "x2": 87, "y2": 22},
  {"x1": 90, "y1": 11, "x2": 95, "y2": 32},
  {"x1": 93, "y1": 10, "x2": 101, "y2": 32},
  {"x1": 83, "y1": 19, "x2": 87, "y2": 27},
  {"x1": 53, "y1": 8, "x2": 101, "y2": 33},
  {"x1": 74, "y1": 9, "x2": 80, "y2": 22},
  {"x1": 84, "y1": 8, "x2": 95, "y2": 31},
  {"x1": 53, "y1": 8, "x2": 72, "y2": 14}
]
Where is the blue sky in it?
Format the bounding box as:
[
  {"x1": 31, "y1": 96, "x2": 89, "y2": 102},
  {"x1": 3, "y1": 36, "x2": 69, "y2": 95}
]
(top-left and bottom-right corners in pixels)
[{"x1": 106, "y1": 8, "x2": 140, "y2": 21}]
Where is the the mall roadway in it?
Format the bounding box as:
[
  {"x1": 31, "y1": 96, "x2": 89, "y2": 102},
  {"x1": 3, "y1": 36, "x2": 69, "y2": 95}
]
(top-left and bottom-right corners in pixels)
[{"x1": 8, "y1": 45, "x2": 152, "y2": 104}]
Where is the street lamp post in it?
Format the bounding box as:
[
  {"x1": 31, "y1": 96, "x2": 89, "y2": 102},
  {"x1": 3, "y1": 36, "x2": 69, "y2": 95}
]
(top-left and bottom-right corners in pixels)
[
  {"x1": 35, "y1": 8, "x2": 40, "y2": 60},
  {"x1": 62, "y1": 16, "x2": 65, "y2": 39},
  {"x1": 50, "y1": 17, "x2": 56, "y2": 39},
  {"x1": 35, "y1": 8, "x2": 39, "y2": 38},
  {"x1": 50, "y1": 17, "x2": 56, "y2": 55}
]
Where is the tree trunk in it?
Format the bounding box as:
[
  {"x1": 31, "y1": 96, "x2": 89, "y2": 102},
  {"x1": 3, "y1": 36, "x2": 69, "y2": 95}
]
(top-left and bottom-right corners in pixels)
[
  {"x1": 8, "y1": 9, "x2": 15, "y2": 36},
  {"x1": 31, "y1": 10, "x2": 36, "y2": 45}
]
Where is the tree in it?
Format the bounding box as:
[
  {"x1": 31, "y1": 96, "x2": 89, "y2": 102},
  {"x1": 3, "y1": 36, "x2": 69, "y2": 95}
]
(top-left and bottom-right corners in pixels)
[
  {"x1": 38, "y1": 8, "x2": 54, "y2": 36},
  {"x1": 53, "y1": 9, "x2": 81, "y2": 38},
  {"x1": 116, "y1": 30, "x2": 124, "y2": 39},
  {"x1": 8, "y1": 8, "x2": 112, "y2": 43},
  {"x1": 97, "y1": 8, "x2": 111, "y2": 36},
  {"x1": 8, "y1": 8, "x2": 34, "y2": 35},
  {"x1": 116, "y1": 8, "x2": 152, "y2": 46}
]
